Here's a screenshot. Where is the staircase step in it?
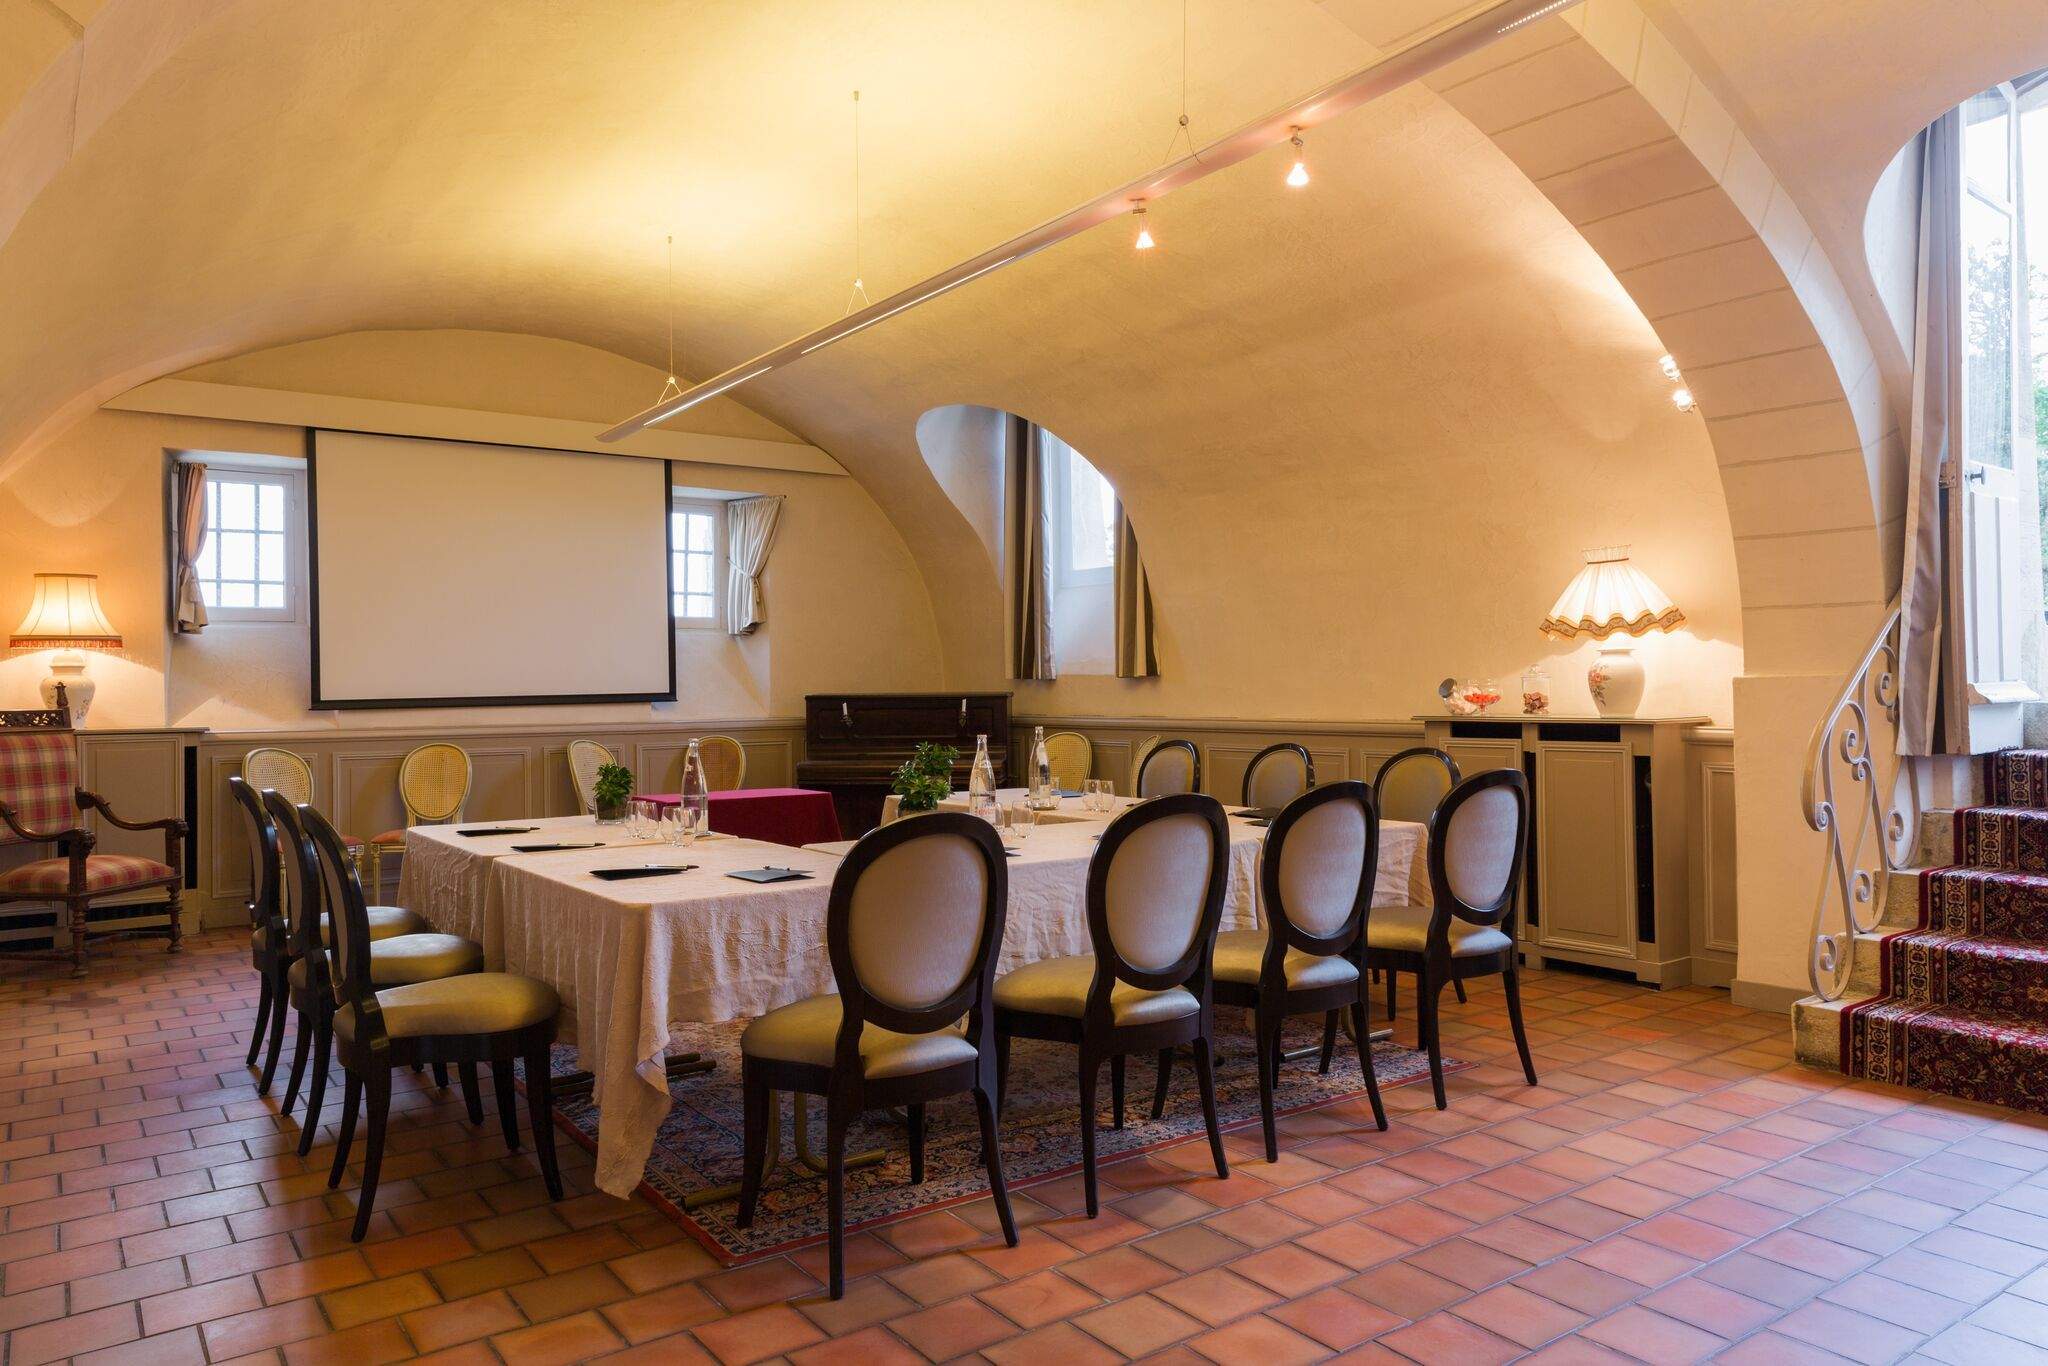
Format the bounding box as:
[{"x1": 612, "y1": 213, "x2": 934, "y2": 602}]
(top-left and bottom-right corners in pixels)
[
  {"x1": 1986, "y1": 749, "x2": 2048, "y2": 807},
  {"x1": 1856, "y1": 930, "x2": 2048, "y2": 1013},
  {"x1": 1834, "y1": 997, "x2": 2048, "y2": 1112},
  {"x1": 1955, "y1": 807, "x2": 2048, "y2": 873}
]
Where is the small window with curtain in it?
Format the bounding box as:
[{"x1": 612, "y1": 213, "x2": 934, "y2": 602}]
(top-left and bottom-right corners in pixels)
[
  {"x1": 1050, "y1": 434, "x2": 1117, "y2": 588},
  {"x1": 671, "y1": 499, "x2": 724, "y2": 626},
  {"x1": 195, "y1": 467, "x2": 297, "y2": 621}
]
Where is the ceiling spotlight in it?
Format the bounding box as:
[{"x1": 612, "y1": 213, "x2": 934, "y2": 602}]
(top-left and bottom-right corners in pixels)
[
  {"x1": 1671, "y1": 387, "x2": 1695, "y2": 413},
  {"x1": 1658, "y1": 354, "x2": 1681, "y2": 380},
  {"x1": 1285, "y1": 128, "x2": 1310, "y2": 188},
  {"x1": 1132, "y1": 201, "x2": 1155, "y2": 251}
]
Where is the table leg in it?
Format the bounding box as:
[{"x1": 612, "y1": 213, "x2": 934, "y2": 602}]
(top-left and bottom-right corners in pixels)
[
  {"x1": 1280, "y1": 1012, "x2": 1390, "y2": 1062},
  {"x1": 682, "y1": 1091, "x2": 888, "y2": 1210},
  {"x1": 552, "y1": 1052, "x2": 714, "y2": 1100}
]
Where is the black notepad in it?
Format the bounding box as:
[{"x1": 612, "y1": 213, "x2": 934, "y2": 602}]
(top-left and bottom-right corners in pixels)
[
  {"x1": 457, "y1": 826, "x2": 538, "y2": 837},
  {"x1": 1232, "y1": 808, "x2": 1280, "y2": 821},
  {"x1": 590, "y1": 865, "x2": 696, "y2": 881},
  {"x1": 1003, "y1": 849, "x2": 1023, "y2": 858},
  {"x1": 510, "y1": 842, "x2": 602, "y2": 853},
  {"x1": 726, "y1": 867, "x2": 814, "y2": 884}
]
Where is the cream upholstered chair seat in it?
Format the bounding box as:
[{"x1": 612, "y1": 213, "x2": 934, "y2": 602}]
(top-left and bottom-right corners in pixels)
[
  {"x1": 742, "y1": 995, "x2": 976, "y2": 1079},
  {"x1": 1211, "y1": 929, "x2": 1360, "y2": 990},
  {"x1": 289, "y1": 931, "x2": 482, "y2": 990},
  {"x1": 336, "y1": 973, "x2": 559, "y2": 1042},
  {"x1": 993, "y1": 955, "x2": 1197, "y2": 1026},
  {"x1": 251, "y1": 905, "x2": 424, "y2": 954},
  {"x1": 1368, "y1": 904, "x2": 1512, "y2": 957}
]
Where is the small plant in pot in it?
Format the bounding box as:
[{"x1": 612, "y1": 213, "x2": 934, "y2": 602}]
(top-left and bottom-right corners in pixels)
[
  {"x1": 592, "y1": 763, "x2": 634, "y2": 823},
  {"x1": 891, "y1": 742, "x2": 958, "y2": 815}
]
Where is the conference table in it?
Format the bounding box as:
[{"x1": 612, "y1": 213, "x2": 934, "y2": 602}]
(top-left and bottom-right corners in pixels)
[{"x1": 397, "y1": 801, "x2": 1431, "y2": 1198}]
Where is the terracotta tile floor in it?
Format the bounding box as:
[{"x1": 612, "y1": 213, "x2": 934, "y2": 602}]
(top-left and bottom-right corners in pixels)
[{"x1": 5, "y1": 931, "x2": 2048, "y2": 1364}]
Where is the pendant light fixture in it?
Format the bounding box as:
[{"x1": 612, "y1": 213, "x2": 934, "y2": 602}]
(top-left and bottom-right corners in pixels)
[
  {"x1": 1285, "y1": 127, "x2": 1310, "y2": 187},
  {"x1": 654, "y1": 234, "x2": 682, "y2": 407},
  {"x1": 1132, "y1": 201, "x2": 1155, "y2": 250}
]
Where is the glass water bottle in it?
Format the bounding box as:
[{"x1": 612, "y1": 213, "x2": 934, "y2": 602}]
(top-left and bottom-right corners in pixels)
[
  {"x1": 1029, "y1": 726, "x2": 1055, "y2": 809},
  {"x1": 681, "y1": 739, "x2": 710, "y2": 839},
  {"x1": 969, "y1": 734, "x2": 998, "y2": 824}
]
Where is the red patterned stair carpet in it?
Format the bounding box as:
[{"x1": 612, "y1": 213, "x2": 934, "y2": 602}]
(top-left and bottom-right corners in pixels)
[{"x1": 1841, "y1": 750, "x2": 2048, "y2": 1110}]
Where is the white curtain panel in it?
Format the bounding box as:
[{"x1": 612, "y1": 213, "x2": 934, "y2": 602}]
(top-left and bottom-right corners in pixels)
[
  {"x1": 174, "y1": 460, "x2": 209, "y2": 634},
  {"x1": 724, "y1": 495, "x2": 785, "y2": 636},
  {"x1": 1114, "y1": 498, "x2": 1159, "y2": 679},
  {"x1": 1899, "y1": 112, "x2": 1964, "y2": 755}
]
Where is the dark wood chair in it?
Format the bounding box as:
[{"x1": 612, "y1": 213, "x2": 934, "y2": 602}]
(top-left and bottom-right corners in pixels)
[
  {"x1": 736, "y1": 812, "x2": 1017, "y2": 1298},
  {"x1": 994, "y1": 793, "x2": 1230, "y2": 1217},
  {"x1": 228, "y1": 776, "x2": 293, "y2": 1094},
  {"x1": 297, "y1": 801, "x2": 564, "y2": 1241},
  {"x1": 1371, "y1": 747, "x2": 1464, "y2": 1015},
  {"x1": 1241, "y1": 742, "x2": 1314, "y2": 810},
  {"x1": 1210, "y1": 781, "x2": 1387, "y2": 1160},
  {"x1": 1135, "y1": 738, "x2": 1202, "y2": 798},
  {"x1": 0, "y1": 692, "x2": 183, "y2": 976},
  {"x1": 264, "y1": 790, "x2": 487, "y2": 1158},
  {"x1": 1366, "y1": 768, "x2": 1538, "y2": 1108}
]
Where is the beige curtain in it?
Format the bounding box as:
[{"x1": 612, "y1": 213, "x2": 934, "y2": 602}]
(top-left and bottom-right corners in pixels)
[
  {"x1": 1113, "y1": 498, "x2": 1159, "y2": 679},
  {"x1": 1900, "y1": 112, "x2": 1965, "y2": 755},
  {"x1": 724, "y1": 495, "x2": 784, "y2": 636},
  {"x1": 174, "y1": 461, "x2": 209, "y2": 634},
  {"x1": 1007, "y1": 415, "x2": 1055, "y2": 680}
]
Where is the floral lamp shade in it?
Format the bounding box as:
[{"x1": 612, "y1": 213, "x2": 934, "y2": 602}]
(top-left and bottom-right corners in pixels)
[
  {"x1": 11, "y1": 573, "x2": 121, "y2": 724},
  {"x1": 1537, "y1": 549, "x2": 1681, "y2": 718}
]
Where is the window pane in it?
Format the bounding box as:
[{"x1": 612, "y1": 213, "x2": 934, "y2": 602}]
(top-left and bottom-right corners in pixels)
[
  {"x1": 219, "y1": 530, "x2": 257, "y2": 581},
  {"x1": 1967, "y1": 90, "x2": 2012, "y2": 199},
  {"x1": 688, "y1": 513, "x2": 712, "y2": 552},
  {"x1": 1066, "y1": 453, "x2": 1116, "y2": 574},
  {"x1": 258, "y1": 481, "x2": 285, "y2": 530},
  {"x1": 1966, "y1": 191, "x2": 2016, "y2": 469},
  {"x1": 220, "y1": 581, "x2": 255, "y2": 608},
  {"x1": 685, "y1": 593, "x2": 714, "y2": 618},
  {"x1": 195, "y1": 532, "x2": 217, "y2": 579},
  {"x1": 685, "y1": 555, "x2": 710, "y2": 593},
  {"x1": 258, "y1": 533, "x2": 285, "y2": 584},
  {"x1": 216, "y1": 479, "x2": 256, "y2": 530},
  {"x1": 257, "y1": 583, "x2": 286, "y2": 609},
  {"x1": 200, "y1": 581, "x2": 221, "y2": 607}
]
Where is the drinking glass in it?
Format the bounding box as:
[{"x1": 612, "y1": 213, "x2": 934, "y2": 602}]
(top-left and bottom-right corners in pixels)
[
  {"x1": 1084, "y1": 779, "x2": 1104, "y2": 812},
  {"x1": 1007, "y1": 801, "x2": 1035, "y2": 843}
]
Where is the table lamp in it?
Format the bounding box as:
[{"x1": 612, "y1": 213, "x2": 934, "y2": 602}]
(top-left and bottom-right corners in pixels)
[
  {"x1": 1538, "y1": 548, "x2": 1683, "y2": 717},
  {"x1": 11, "y1": 573, "x2": 122, "y2": 724}
]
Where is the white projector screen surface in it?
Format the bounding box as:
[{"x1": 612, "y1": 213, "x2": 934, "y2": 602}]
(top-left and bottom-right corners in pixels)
[{"x1": 309, "y1": 431, "x2": 675, "y2": 708}]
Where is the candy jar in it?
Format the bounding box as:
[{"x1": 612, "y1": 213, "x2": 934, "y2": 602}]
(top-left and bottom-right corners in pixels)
[{"x1": 1521, "y1": 666, "x2": 1552, "y2": 716}]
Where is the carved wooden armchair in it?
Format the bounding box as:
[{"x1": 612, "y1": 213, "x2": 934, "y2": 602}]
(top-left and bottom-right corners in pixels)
[{"x1": 0, "y1": 690, "x2": 184, "y2": 976}]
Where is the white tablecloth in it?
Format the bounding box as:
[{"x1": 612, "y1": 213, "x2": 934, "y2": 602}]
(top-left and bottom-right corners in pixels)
[{"x1": 405, "y1": 810, "x2": 1428, "y2": 1196}]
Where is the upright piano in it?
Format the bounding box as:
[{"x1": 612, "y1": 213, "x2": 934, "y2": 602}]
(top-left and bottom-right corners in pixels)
[{"x1": 794, "y1": 692, "x2": 1012, "y2": 836}]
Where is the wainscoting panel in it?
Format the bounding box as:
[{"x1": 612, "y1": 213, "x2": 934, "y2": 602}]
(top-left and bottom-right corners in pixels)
[{"x1": 1687, "y1": 729, "x2": 1738, "y2": 986}]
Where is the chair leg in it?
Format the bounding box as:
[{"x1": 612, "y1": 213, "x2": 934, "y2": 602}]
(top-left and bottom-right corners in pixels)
[
  {"x1": 283, "y1": 1011, "x2": 313, "y2": 1116},
  {"x1": 1254, "y1": 1010, "x2": 1281, "y2": 1163},
  {"x1": 972, "y1": 1084, "x2": 1019, "y2": 1248},
  {"x1": 1503, "y1": 966, "x2": 1538, "y2": 1086},
  {"x1": 1078, "y1": 1051, "x2": 1102, "y2": 1218},
  {"x1": 69, "y1": 898, "x2": 87, "y2": 978},
  {"x1": 1351, "y1": 997, "x2": 1386, "y2": 1131},
  {"x1": 329, "y1": 1069, "x2": 363, "y2": 1188},
  {"x1": 1150, "y1": 1048, "x2": 1172, "y2": 1121},
  {"x1": 247, "y1": 970, "x2": 273, "y2": 1067},
  {"x1": 259, "y1": 971, "x2": 291, "y2": 1096},
  {"x1": 907, "y1": 1103, "x2": 926, "y2": 1185},
  {"x1": 1317, "y1": 1010, "x2": 1339, "y2": 1075},
  {"x1": 494, "y1": 1059, "x2": 520, "y2": 1151},
  {"x1": 431, "y1": 1060, "x2": 449, "y2": 1089},
  {"x1": 458, "y1": 1060, "x2": 484, "y2": 1126},
  {"x1": 736, "y1": 1072, "x2": 769, "y2": 1229},
  {"x1": 995, "y1": 1032, "x2": 1011, "y2": 1112},
  {"x1": 1192, "y1": 1035, "x2": 1228, "y2": 1180},
  {"x1": 524, "y1": 1040, "x2": 562, "y2": 1200},
  {"x1": 1421, "y1": 968, "x2": 1447, "y2": 1111},
  {"x1": 352, "y1": 1066, "x2": 392, "y2": 1242},
  {"x1": 824, "y1": 1097, "x2": 850, "y2": 1300},
  {"x1": 297, "y1": 1015, "x2": 332, "y2": 1157},
  {"x1": 1453, "y1": 978, "x2": 1468, "y2": 1005},
  {"x1": 1111, "y1": 1054, "x2": 1126, "y2": 1130},
  {"x1": 1385, "y1": 967, "x2": 1398, "y2": 1021},
  {"x1": 165, "y1": 888, "x2": 182, "y2": 955}
]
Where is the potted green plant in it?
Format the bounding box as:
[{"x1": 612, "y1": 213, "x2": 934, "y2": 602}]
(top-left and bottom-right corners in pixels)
[
  {"x1": 891, "y1": 742, "x2": 958, "y2": 815},
  {"x1": 592, "y1": 763, "x2": 634, "y2": 823}
]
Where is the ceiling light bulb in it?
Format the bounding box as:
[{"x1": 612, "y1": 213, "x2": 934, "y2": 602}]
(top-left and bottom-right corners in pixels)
[
  {"x1": 1132, "y1": 202, "x2": 1155, "y2": 251},
  {"x1": 1671, "y1": 387, "x2": 1695, "y2": 413},
  {"x1": 1286, "y1": 129, "x2": 1309, "y2": 188},
  {"x1": 1658, "y1": 353, "x2": 1681, "y2": 380}
]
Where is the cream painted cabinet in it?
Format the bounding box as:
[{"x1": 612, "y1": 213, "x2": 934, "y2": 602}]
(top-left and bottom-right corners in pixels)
[{"x1": 1417, "y1": 714, "x2": 1707, "y2": 986}]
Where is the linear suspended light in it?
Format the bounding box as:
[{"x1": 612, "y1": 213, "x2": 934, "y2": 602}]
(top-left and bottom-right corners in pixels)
[{"x1": 599, "y1": 0, "x2": 1586, "y2": 440}]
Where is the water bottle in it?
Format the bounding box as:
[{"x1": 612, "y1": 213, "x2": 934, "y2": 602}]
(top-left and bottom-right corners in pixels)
[
  {"x1": 969, "y1": 734, "x2": 998, "y2": 824},
  {"x1": 1029, "y1": 726, "x2": 1055, "y2": 809},
  {"x1": 681, "y1": 739, "x2": 710, "y2": 840}
]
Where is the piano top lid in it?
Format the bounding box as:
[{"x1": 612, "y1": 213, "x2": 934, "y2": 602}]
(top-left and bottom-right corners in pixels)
[{"x1": 802, "y1": 691, "x2": 1013, "y2": 756}]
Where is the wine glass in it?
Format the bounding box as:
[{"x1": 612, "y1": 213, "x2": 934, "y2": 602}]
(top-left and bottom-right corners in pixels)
[{"x1": 1006, "y1": 801, "x2": 1035, "y2": 844}]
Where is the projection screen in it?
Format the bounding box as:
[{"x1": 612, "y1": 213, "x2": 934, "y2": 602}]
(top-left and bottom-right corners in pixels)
[{"x1": 308, "y1": 430, "x2": 675, "y2": 708}]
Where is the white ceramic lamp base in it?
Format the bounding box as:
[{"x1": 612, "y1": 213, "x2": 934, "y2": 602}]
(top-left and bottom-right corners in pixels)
[
  {"x1": 40, "y1": 653, "x2": 95, "y2": 725},
  {"x1": 1587, "y1": 644, "x2": 1644, "y2": 718}
]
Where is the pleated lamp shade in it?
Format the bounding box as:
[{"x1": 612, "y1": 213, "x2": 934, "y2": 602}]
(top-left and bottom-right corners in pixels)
[
  {"x1": 11, "y1": 573, "x2": 122, "y2": 649},
  {"x1": 1539, "y1": 548, "x2": 1682, "y2": 641}
]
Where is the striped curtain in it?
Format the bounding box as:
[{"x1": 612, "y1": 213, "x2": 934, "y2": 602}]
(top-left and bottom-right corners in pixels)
[
  {"x1": 1006, "y1": 416, "x2": 1055, "y2": 680},
  {"x1": 1114, "y1": 498, "x2": 1159, "y2": 678},
  {"x1": 173, "y1": 461, "x2": 209, "y2": 634}
]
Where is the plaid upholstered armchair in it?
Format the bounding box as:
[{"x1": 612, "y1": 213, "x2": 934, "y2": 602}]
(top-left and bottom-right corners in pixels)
[{"x1": 0, "y1": 693, "x2": 184, "y2": 975}]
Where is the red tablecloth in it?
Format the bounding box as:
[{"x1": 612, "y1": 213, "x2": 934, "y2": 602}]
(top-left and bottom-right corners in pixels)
[{"x1": 634, "y1": 787, "x2": 843, "y2": 848}]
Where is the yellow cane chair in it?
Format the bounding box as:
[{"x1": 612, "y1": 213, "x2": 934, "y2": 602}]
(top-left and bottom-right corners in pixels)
[
  {"x1": 697, "y1": 735, "x2": 746, "y2": 791},
  {"x1": 567, "y1": 739, "x2": 615, "y2": 814},
  {"x1": 1043, "y1": 731, "x2": 1092, "y2": 792},
  {"x1": 366, "y1": 743, "x2": 473, "y2": 896},
  {"x1": 245, "y1": 747, "x2": 368, "y2": 872}
]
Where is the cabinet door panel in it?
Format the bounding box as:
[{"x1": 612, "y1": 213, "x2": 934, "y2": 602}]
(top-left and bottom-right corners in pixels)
[{"x1": 1534, "y1": 742, "x2": 1635, "y2": 957}]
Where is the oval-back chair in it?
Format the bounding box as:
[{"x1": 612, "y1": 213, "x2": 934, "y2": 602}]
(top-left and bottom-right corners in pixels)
[
  {"x1": 1241, "y1": 742, "x2": 1314, "y2": 810},
  {"x1": 1134, "y1": 738, "x2": 1201, "y2": 799}
]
